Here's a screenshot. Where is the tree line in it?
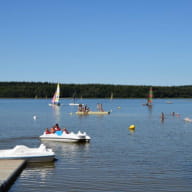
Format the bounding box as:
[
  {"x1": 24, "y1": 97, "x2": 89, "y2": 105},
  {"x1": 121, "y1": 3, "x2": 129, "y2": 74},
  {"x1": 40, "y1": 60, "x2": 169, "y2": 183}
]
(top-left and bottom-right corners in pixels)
[{"x1": 0, "y1": 81, "x2": 192, "y2": 98}]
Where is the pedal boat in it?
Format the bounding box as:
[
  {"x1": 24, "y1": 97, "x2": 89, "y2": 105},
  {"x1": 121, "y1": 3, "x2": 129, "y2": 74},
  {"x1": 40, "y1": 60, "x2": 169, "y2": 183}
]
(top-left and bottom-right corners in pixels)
[
  {"x1": 76, "y1": 111, "x2": 110, "y2": 115},
  {"x1": 40, "y1": 130, "x2": 91, "y2": 143},
  {"x1": 0, "y1": 144, "x2": 55, "y2": 162},
  {"x1": 76, "y1": 103, "x2": 110, "y2": 115},
  {"x1": 184, "y1": 117, "x2": 192, "y2": 123}
]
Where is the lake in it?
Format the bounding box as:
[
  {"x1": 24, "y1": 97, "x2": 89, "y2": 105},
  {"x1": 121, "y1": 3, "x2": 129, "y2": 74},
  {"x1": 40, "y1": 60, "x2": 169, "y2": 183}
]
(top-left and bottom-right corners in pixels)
[{"x1": 1, "y1": 98, "x2": 192, "y2": 192}]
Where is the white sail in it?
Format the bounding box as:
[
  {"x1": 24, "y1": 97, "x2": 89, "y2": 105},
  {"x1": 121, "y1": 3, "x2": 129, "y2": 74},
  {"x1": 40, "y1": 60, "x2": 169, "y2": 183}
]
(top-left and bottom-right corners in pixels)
[{"x1": 51, "y1": 83, "x2": 60, "y2": 105}]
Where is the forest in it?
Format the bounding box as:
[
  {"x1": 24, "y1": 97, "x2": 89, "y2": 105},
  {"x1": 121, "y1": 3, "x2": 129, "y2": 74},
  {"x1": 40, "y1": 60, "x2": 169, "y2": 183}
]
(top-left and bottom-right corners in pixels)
[{"x1": 0, "y1": 81, "x2": 192, "y2": 98}]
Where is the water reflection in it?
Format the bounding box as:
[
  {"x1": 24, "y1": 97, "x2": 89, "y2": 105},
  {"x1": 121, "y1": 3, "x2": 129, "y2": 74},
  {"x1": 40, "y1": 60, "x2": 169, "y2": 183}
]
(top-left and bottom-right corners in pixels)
[
  {"x1": 21, "y1": 162, "x2": 55, "y2": 184},
  {"x1": 0, "y1": 136, "x2": 39, "y2": 149},
  {"x1": 129, "y1": 129, "x2": 135, "y2": 134},
  {"x1": 42, "y1": 141, "x2": 90, "y2": 159},
  {"x1": 27, "y1": 161, "x2": 56, "y2": 169},
  {"x1": 51, "y1": 105, "x2": 61, "y2": 122},
  {"x1": 0, "y1": 136, "x2": 38, "y2": 142}
]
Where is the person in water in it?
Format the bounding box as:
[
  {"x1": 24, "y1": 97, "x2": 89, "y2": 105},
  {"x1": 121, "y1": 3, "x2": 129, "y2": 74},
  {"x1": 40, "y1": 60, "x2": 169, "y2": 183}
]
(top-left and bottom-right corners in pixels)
[{"x1": 160, "y1": 112, "x2": 165, "y2": 122}]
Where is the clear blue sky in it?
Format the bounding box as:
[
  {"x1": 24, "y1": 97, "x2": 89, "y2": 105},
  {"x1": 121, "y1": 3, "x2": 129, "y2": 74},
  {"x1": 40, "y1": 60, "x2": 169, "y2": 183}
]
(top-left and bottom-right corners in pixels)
[{"x1": 0, "y1": 0, "x2": 192, "y2": 86}]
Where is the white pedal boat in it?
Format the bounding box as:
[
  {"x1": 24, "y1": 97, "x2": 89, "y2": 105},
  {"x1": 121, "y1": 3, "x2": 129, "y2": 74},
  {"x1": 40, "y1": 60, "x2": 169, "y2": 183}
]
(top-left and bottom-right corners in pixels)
[
  {"x1": 40, "y1": 130, "x2": 91, "y2": 143},
  {"x1": 0, "y1": 144, "x2": 55, "y2": 163},
  {"x1": 184, "y1": 117, "x2": 192, "y2": 123}
]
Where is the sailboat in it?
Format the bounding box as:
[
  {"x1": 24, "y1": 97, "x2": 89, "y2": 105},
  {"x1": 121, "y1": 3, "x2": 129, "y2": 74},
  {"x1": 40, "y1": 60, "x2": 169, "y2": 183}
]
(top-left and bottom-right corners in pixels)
[
  {"x1": 69, "y1": 92, "x2": 79, "y2": 106},
  {"x1": 110, "y1": 92, "x2": 113, "y2": 100},
  {"x1": 143, "y1": 87, "x2": 153, "y2": 107},
  {"x1": 49, "y1": 83, "x2": 60, "y2": 106}
]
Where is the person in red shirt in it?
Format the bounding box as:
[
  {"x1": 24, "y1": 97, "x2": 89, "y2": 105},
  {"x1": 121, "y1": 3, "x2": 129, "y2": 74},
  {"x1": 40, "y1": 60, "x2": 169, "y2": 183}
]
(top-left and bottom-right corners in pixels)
[
  {"x1": 53, "y1": 123, "x2": 61, "y2": 131},
  {"x1": 45, "y1": 128, "x2": 51, "y2": 134}
]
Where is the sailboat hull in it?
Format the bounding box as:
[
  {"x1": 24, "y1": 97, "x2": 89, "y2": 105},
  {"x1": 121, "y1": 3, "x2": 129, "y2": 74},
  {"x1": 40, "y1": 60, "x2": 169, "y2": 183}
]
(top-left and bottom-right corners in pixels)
[
  {"x1": 48, "y1": 103, "x2": 60, "y2": 106},
  {"x1": 69, "y1": 103, "x2": 79, "y2": 106}
]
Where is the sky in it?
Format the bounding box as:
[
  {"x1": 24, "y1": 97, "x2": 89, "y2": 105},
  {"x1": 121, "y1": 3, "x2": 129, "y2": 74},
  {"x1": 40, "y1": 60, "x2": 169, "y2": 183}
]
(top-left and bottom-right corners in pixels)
[{"x1": 0, "y1": 0, "x2": 192, "y2": 86}]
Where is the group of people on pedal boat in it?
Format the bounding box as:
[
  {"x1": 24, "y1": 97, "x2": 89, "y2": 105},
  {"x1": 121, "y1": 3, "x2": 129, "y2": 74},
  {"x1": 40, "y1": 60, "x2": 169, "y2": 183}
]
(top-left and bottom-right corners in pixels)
[{"x1": 45, "y1": 123, "x2": 69, "y2": 134}]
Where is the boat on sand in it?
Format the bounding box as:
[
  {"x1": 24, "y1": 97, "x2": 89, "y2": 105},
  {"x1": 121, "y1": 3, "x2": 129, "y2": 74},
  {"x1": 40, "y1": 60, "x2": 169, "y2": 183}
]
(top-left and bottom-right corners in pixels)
[
  {"x1": 40, "y1": 130, "x2": 91, "y2": 143},
  {"x1": 0, "y1": 144, "x2": 55, "y2": 163}
]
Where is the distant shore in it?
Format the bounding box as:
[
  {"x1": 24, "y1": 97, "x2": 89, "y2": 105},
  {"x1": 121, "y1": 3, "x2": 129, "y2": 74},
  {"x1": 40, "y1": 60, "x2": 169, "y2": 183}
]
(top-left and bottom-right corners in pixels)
[{"x1": 0, "y1": 81, "x2": 192, "y2": 98}]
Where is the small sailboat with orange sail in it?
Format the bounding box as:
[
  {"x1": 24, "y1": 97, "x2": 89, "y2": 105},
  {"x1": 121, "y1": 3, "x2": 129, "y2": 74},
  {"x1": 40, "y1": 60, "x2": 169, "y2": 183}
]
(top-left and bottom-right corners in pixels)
[{"x1": 143, "y1": 87, "x2": 153, "y2": 107}]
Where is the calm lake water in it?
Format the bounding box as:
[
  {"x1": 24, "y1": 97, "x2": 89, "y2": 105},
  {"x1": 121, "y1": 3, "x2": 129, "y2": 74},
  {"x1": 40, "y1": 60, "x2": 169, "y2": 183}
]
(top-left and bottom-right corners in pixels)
[{"x1": 1, "y1": 98, "x2": 192, "y2": 192}]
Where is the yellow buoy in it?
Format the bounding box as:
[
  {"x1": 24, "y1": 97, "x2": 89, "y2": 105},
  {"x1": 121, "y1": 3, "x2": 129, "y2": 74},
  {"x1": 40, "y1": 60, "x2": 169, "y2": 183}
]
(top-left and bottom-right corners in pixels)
[{"x1": 129, "y1": 124, "x2": 135, "y2": 130}]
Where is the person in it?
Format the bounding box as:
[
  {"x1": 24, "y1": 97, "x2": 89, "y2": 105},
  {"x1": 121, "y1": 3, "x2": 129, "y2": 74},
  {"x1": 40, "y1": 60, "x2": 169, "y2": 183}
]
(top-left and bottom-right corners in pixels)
[
  {"x1": 171, "y1": 112, "x2": 175, "y2": 116},
  {"x1": 53, "y1": 123, "x2": 61, "y2": 131},
  {"x1": 171, "y1": 112, "x2": 180, "y2": 117},
  {"x1": 45, "y1": 128, "x2": 51, "y2": 134},
  {"x1": 63, "y1": 128, "x2": 69, "y2": 134},
  {"x1": 78, "y1": 104, "x2": 83, "y2": 112},
  {"x1": 50, "y1": 127, "x2": 55, "y2": 133},
  {"x1": 161, "y1": 112, "x2": 165, "y2": 122}
]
